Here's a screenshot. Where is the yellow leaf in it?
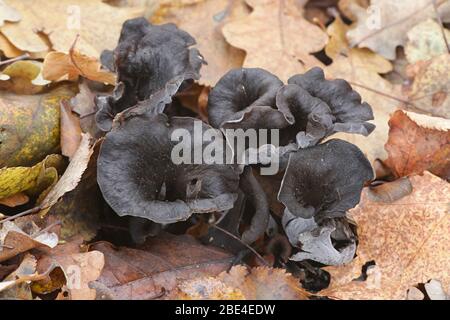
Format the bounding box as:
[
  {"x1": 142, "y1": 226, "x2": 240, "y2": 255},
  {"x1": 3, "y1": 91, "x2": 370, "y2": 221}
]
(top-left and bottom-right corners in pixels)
[{"x1": 0, "y1": 60, "x2": 50, "y2": 94}]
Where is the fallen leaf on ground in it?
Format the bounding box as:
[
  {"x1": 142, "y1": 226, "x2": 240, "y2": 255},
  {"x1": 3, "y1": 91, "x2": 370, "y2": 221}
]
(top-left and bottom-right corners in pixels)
[
  {"x1": 152, "y1": 0, "x2": 249, "y2": 86},
  {"x1": 33, "y1": 238, "x2": 104, "y2": 299},
  {"x1": 174, "y1": 265, "x2": 309, "y2": 300},
  {"x1": 0, "y1": 219, "x2": 58, "y2": 262},
  {"x1": 0, "y1": 32, "x2": 22, "y2": 57},
  {"x1": 0, "y1": 253, "x2": 38, "y2": 299},
  {"x1": 405, "y1": 54, "x2": 450, "y2": 119},
  {"x1": 405, "y1": 19, "x2": 450, "y2": 64},
  {"x1": 0, "y1": 154, "x2": 62, "y2": 201},
  {"x1": 0, "y1": 192, "x2": 29, "y2": 207},
  {"x1": 0, "y1": 85, "x2": 77, "y2": 167},
  {"x1": 0, "y1": 0, "x2": 143, "y2": 56},
  {"x1": 385, "y1": 110, "x2": 450, "y2": 180},
  {"x1": 39, "y1": 133, "x2": 94, "y2": 211},
  {"x1": 346, "y1": 0, "x2": 450, "y2": 60},
  {"x1": 0, "y1": 60, "x2": 50, "y2": 94},
  {"x1": 43, "y1": 48, "x2": 116, "y2": 85},
  {"x1": 324, "y1": 17, "x2": 398, "y2": 162},
  {"x1": 90, "y1": 233, "x2": 234, "y2": 299},
  {"x1": 60, "y1": 101, "x2": 82, "y2": 159},
  {"x1": 322, "y1": 172, "x2": 450, "y2": 300},
  {"x1": 222, "y1": 0, "x2": 328, "y2": 81}
]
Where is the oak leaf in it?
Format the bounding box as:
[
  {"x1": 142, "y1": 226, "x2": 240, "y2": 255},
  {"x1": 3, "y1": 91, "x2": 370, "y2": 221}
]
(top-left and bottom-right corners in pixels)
[
  {"x1": 222, "y1": 0, "x2": 328, "y2": 81},
  {"x1": 385, "y1": 110, "x2": 450, "y2": 180},
  {"x1": 346, "y1": 0, "x2": 450, "y2": 60},
  {"x1": 322, "y1": 172, "x2": 450, "y2": 300}
]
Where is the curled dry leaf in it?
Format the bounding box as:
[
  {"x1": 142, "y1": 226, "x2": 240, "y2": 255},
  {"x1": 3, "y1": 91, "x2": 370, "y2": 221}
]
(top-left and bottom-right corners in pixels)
[
  {"x1": 0, "y1": 0, "x2": 20, "y2": 27},
  {"x1": 0, "y1": 154, "x2": 62, "y2": 201},
  {"x1": 0, "y1": 220, "x2": 58, "y2": 263},
  {"x1": 152, "y1": 0, "x2": 249, "y2": 86},
  {"x1": 33, "y1": 238, "x2": 104, "y2": 300},
  {"x1": 0, "y1": 85, "x2": 76, "y2": 168},
  {"x1": 90, "y1": 233, "x2": 234, "y2": 300},
  {"x1": 60, "y1": 100, "x2": 82, "y2": 159},
  {"x1": 0, "y1": 0, "x2": 143, "y2": 56},
  {"x1": 0, "y1": 192, "x2": 29, "y2": 207},
  {"x1": 385, "y1": 110, "x2": 450, "y2": 180},
  {"x1": 0, "y1": 32, "x2": 22, "y2": 58},
  {"x1": 367, "y1": 177, "x2": 413, "y2": 203},
  {"x1": 222, "y1": 0, "x2": 328, "y2": 81},
  {"x1": 43, "y1": 49, "x2": 117, "y2": 85},
  {"x1": 346, "y1": 0, "x2": 450, "y2": 60},
  {"x1": 322, "y1": 172, "x2": 450, "y2": 300},
  {"x1": 174, "y1": 265, "x2": 309, "y2": 300}
]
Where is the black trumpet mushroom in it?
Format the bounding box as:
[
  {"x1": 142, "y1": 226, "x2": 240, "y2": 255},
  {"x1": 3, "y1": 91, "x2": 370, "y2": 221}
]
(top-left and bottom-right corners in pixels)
[
  {"x1": 97, "y1": 112, "x2": 239, "y2": 224},
  {"x1": 207, "y1": 68, "x2": 288, "y2": 130},
  {"x1": 95, "y1": 17, "x2": 205, "y2": 131},
  {"x1": 278, "y1": 139, "x2": 374, "y2": 220},
  {"x1": 277, "y1": 67, "x2": 375, "y2": 148}
]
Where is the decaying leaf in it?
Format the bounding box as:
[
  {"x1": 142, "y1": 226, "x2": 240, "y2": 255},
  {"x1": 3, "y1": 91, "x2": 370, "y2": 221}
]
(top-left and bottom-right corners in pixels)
[
  {"x1": 175, "y1": 265, "x2": 309, "y2": 300},
  {"x1": 60, "y1": 101, "x2": 82, "y2": 159},
  {"x1": 385, "y1": 110, "x2": 450, "y2": 180},
  {"x1": 33, "y1": 238, "x2": 104, "y2": 300},
  {"x1": 152, "y1": 0, "x2": 249, "y2": 86},
  {"x1": 0, "y1": 85, "x2": 77, "y2": 168},
  {"x1": 405, "y1": 54, "x2": 450, "y2": 119},
  {"x1": 0, "y1": 219, "x2": 58, "y2": 262},
  {"x1": 43, "y1": 49, "x2": 116, "y2": 85},
  {"x1": 0, "y1": 0, "x2": 143, "y2": 56},
  {"x1": 0, "y1": 154, "x2": 62, "y2": 201},
  {"x1": 222, "y1": 0, "x2": 328, "y2": 81},
  {"x1": 322, "y1": 172, "x2": 450, "y2": 300},
  {"x1": 90, "y1": 233, "x2": 234, "y2": 299},
  {"x1": 0, "y1": 32, "x2": 22, "y2": 57},
  {"x1": 405, "y1": 19, "x2": 450, "y2": 64},
  {"x1": 346, "y1": 0, "x2": 450, "y2": 60},
  {"x1": 0, "y1": 60, "x2": 49, "y2": 94},
  {"x1": 39, "y1": 133, "x2": 94, "y2": 211}
]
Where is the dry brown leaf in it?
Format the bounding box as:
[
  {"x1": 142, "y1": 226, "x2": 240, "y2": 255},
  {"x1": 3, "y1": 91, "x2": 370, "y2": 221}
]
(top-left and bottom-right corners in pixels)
[
  {"x1": 43, "y1": 46, "x2": 116, "y2": 85},
  {"x1": 152, "y1": 0, "x2": 249, "y2": 86},
  {"x1": 322, "y1": 172, "x2": 450, "y2": 300},
  {"x1": 40, "y1": 133, "x2": 93, "y2": 211},
  {"x1": 0, "y1": 32, "x2": 22, "y2": 57},
  {"x1": 34, "y1": 239, "x2": 104, "y2": 300},
  {"x1": 0, "y1": 60, "x2": 49, "y2": 94},
  {"x1": 385, "y1": 110, "x2": 450, "y2": 180},
  {"x1": 90, "y1": 233, "x2": 234, "y2": 300},
  {"x1": 324, "y1": 17, "x2": 399, "y2": 163},
  {"x1": 338, "y1": 0, "x2": 368, "y2": 21},
  {"x1": 346, "y1": 0, "x2": 450, "y2": 60},
  {"x1": 0, "y1": 0, "x2": 143, "y2": 56},
  {"x1": 0, "y1": 192, "x2": 29, "y2": 207},
  {"x1": 60, "y1": 100, "x2": 82, "y2": 159},
  {"x1": 222, "y1": 0, "x2": 328, "y2": 81},
  {"x1": 405, "y1": 54, "x2": 450, "y2": 119},
  {"x1": 175, "y1": 265, "x2": 308, "y2": 300}
]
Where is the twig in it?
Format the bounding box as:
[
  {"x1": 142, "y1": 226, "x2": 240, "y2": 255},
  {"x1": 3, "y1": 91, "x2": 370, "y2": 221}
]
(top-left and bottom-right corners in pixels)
[
  {"x1": 32, "y1": 220, "x2": 61, "y2": 237},
  {"x1": 432, "y1": 0, "x2": 450, "y2": 53},
  {"x1": 0, "y1": 206, "x2": 42, "y2": 225},
  {"x1": 0, "y1": 53, "x2": 30, "y2": 66},
  {"x1": 211, "y1": 224, "x2": 270, "y2": 267},
  {"x1": 348, "y1": 81, "x2": 414, "y2": 106}
]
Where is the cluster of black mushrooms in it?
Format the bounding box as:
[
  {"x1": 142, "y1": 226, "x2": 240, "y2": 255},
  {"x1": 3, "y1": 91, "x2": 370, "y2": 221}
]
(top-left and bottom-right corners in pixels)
[{"x1": 95, "y1": 18, "x2": 375, "y2": 267}]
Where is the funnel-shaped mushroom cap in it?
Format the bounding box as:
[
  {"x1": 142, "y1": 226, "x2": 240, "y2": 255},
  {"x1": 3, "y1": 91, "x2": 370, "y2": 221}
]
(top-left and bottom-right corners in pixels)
[
  {"x1": 277, "y1": 67, "x2": 375, "y2": 147},
  {"x1": 96, "y1": 17, "x2": 205, "y2": 131},
  {"x1": 97, "y1": 113, "x2": 239, "y2": 224},
  {"x1": 207, "y1": 68, "x2": 288, "y2": 130},
  {"x1": 278, "y1": 139, "x2": 373, "y2": 220}
]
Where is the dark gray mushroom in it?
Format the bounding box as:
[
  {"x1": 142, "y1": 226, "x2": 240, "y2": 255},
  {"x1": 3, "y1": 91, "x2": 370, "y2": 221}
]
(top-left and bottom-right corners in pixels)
[
  {"x1": 97, "y1": 113, "x2": 239, "y2": 224},
  {"x1": 207, "y1": 68, "x2": 288, "y2": 130},
  {"x1": 95, "y1": 17, "x2": 205, "y2": 131},
  {"x1": 277, "y1": 67, "x2": 375, "y2": 147},
  {"x1": 278, "y1": 139, "x2": 373, "y2": 220}
]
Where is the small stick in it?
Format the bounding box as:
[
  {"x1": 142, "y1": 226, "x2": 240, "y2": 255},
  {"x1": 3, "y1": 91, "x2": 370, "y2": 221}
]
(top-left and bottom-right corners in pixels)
[
  {"x1": 211, "y1": 224, "x2": 270, "y2": 267},
  {"x1": 0, "y1": 206, "x2": 42, "y2": 225},
  {"x1": 0, "y1": 53, "x2": 30, "y2": 66}
]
